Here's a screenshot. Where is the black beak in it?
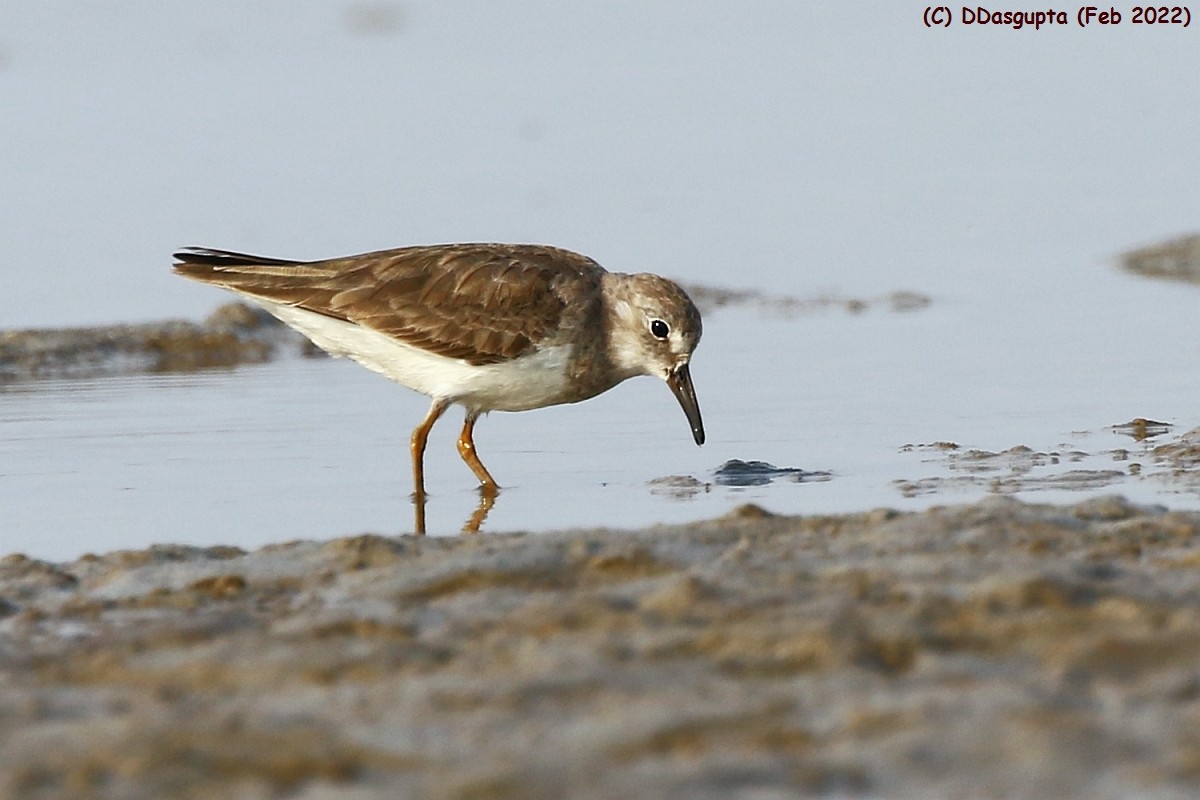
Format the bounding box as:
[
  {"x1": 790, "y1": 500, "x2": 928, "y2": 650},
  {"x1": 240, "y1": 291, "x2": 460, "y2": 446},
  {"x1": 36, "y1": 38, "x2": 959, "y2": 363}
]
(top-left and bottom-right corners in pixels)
[{"x1": 666, "y1": 363, "x2": 705, "y2": 445}]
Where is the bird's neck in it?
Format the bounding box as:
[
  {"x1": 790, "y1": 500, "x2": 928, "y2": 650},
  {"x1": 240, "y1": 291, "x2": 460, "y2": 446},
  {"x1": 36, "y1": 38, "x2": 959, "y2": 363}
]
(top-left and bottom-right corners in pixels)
[{"x1": 599, "y1": 273, "x2": 649, "y2": 380}]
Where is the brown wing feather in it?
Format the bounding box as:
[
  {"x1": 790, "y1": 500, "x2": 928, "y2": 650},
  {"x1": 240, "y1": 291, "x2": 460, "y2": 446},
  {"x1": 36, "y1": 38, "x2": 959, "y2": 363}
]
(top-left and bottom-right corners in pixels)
[{"x1": 173, "y1": 244, "x2": 607, "y2": 365}]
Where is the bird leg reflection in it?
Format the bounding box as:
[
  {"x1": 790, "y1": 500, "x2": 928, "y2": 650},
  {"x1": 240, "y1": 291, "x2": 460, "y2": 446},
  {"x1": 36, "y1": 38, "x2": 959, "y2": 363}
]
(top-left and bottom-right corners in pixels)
[
  {"x1": 463, "y1": 488, "x2": 496, "y2": 533},
  {"x1": 409, "y1": 485, "x2": 498, "y2": 535},
  {"x1": 413, "y1": 489, "x2": 427, "y2": 536}
]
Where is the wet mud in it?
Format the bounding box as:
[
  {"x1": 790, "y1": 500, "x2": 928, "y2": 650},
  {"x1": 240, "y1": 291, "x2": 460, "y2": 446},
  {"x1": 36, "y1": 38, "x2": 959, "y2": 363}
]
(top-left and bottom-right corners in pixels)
[
  {"x1": 897, "y1": 420, "x2": 1200, "y2": 501},
  {"x1": 2, "y1": 497, "x2": 1200, "y2": 798},
  {"x1": 1122, "y1": 233, "x2": 1200, "y2": 284},
  {"x1": 683, "y1": 285, "x2": 931, "y2": 316},
  {"x1": 0, "y1": 304, "x2": 309, "y2": 383}
]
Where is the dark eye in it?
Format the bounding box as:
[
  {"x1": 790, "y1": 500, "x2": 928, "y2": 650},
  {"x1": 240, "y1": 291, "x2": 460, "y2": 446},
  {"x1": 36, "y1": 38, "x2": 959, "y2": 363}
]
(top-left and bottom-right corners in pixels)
[{"x1": 650, "y1": 319, "x2": 669, "y2": 339}]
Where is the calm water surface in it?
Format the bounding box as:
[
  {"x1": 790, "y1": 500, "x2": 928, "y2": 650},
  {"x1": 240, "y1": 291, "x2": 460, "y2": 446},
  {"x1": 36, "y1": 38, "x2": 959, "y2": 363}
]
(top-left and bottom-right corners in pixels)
[
  {"x1": 3, "y1": 3, "x2": 1199, "y2": 558},
  {"x1": 4, "y1": 291, "x2": 1199, "y2": 561}
]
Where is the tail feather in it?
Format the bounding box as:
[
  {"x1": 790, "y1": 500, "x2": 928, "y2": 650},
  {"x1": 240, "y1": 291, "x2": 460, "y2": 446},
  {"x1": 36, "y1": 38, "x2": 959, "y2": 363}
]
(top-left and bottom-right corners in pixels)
[
  {"x1": 172, "y1": 245, "x2": 351, "y2": 323},
  {"x1": 173, "y1": 247, "x2": 303, "y2": 269}
]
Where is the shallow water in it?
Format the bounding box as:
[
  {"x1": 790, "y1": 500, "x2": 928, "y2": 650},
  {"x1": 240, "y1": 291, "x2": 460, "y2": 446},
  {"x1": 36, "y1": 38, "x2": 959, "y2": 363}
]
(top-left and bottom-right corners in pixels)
[
  {"x1": 3, "y1": 3, "x2": 1200, "y2": 558},
  {"x1": 5, "y1": 289, "x2": 1199, "y2": 560}
]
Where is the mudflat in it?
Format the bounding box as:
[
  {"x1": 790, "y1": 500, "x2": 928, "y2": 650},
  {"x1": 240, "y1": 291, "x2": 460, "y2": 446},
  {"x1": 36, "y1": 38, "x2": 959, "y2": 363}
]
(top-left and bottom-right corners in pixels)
[{"x1": 2, "y1": 495, "x2": 1199, "y2": 799}]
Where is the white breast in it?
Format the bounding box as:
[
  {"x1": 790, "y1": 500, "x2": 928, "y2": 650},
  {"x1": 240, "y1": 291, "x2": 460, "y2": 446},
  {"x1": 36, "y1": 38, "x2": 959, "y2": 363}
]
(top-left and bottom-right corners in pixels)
[{"x1": 255, "y1": 300, "x2": 575, "y2": 412}]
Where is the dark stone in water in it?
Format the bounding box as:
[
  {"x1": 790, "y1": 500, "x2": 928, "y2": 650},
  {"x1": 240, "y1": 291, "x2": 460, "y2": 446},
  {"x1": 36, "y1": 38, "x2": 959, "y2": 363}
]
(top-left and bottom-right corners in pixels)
[{"x1": 713, "y1": 459, "x2": 831, "y2": 487}]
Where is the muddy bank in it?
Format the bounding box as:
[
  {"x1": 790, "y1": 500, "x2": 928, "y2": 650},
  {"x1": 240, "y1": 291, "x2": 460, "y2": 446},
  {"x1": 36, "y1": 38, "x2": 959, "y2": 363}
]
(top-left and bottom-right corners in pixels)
[
  {"x1": 0, "y1": 303, "x2": 311, "y2": 382},
  {"x1": 0, "y1": 285, "x2": 929, "y2": 384},
  {"x1": 896, "y1": 420, "x2": 1200, "y2": 501},
  {"x1": 1122, "y1": 233, "x2": 1200, "y2": 284},
  {"x1": 3, "y1": 496, "x2": 1200, "y2": 799}
]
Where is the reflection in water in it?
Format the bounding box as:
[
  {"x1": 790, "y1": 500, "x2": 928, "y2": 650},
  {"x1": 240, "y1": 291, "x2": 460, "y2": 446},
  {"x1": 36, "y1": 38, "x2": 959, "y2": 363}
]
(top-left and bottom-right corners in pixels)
[
  {"x1": 412, "y1": 487, "x2": 496, "y2": 535},
  {"x1": 463, "y1": 490, "x2": 496, "y2": 533},
  {"x1": 1110, "y1": 417, "x2": 1172, "y2": 442}
]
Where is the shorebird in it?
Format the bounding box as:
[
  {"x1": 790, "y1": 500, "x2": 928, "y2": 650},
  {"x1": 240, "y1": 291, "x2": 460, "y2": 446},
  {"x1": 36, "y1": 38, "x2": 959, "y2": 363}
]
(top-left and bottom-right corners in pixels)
[{"x1": 173, "y1": 243, "x2": 705, "y2": 509}]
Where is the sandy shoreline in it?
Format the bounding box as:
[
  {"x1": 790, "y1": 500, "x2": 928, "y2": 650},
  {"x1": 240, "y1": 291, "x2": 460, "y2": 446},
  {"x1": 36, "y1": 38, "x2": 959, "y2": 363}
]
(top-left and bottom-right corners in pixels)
[{"x1": 3, "y1": 495, "x2": 1200, "y2": 798}]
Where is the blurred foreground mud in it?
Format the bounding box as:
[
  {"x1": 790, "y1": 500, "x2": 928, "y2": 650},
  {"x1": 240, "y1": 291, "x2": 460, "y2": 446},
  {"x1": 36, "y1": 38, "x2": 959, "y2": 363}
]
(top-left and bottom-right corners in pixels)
[{"x1": 2, "y1": 496, "x2": 1200, "y2": 798}]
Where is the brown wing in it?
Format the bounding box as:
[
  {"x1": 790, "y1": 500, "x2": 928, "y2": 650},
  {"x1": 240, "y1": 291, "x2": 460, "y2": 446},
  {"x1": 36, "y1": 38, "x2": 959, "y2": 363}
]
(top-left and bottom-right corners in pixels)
[{"x1": 173, "y1": 243, "x2": 606, "y2": 365}]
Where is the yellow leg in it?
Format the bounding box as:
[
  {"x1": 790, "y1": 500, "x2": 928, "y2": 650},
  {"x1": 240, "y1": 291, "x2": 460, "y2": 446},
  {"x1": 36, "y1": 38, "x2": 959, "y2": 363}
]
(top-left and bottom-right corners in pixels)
[
  {"x1": 410, "y1": 399, "x2": 449, "y2": 503},
  {"x1": 456, "y1": 412, "x2": 499, "y2": 496}
]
